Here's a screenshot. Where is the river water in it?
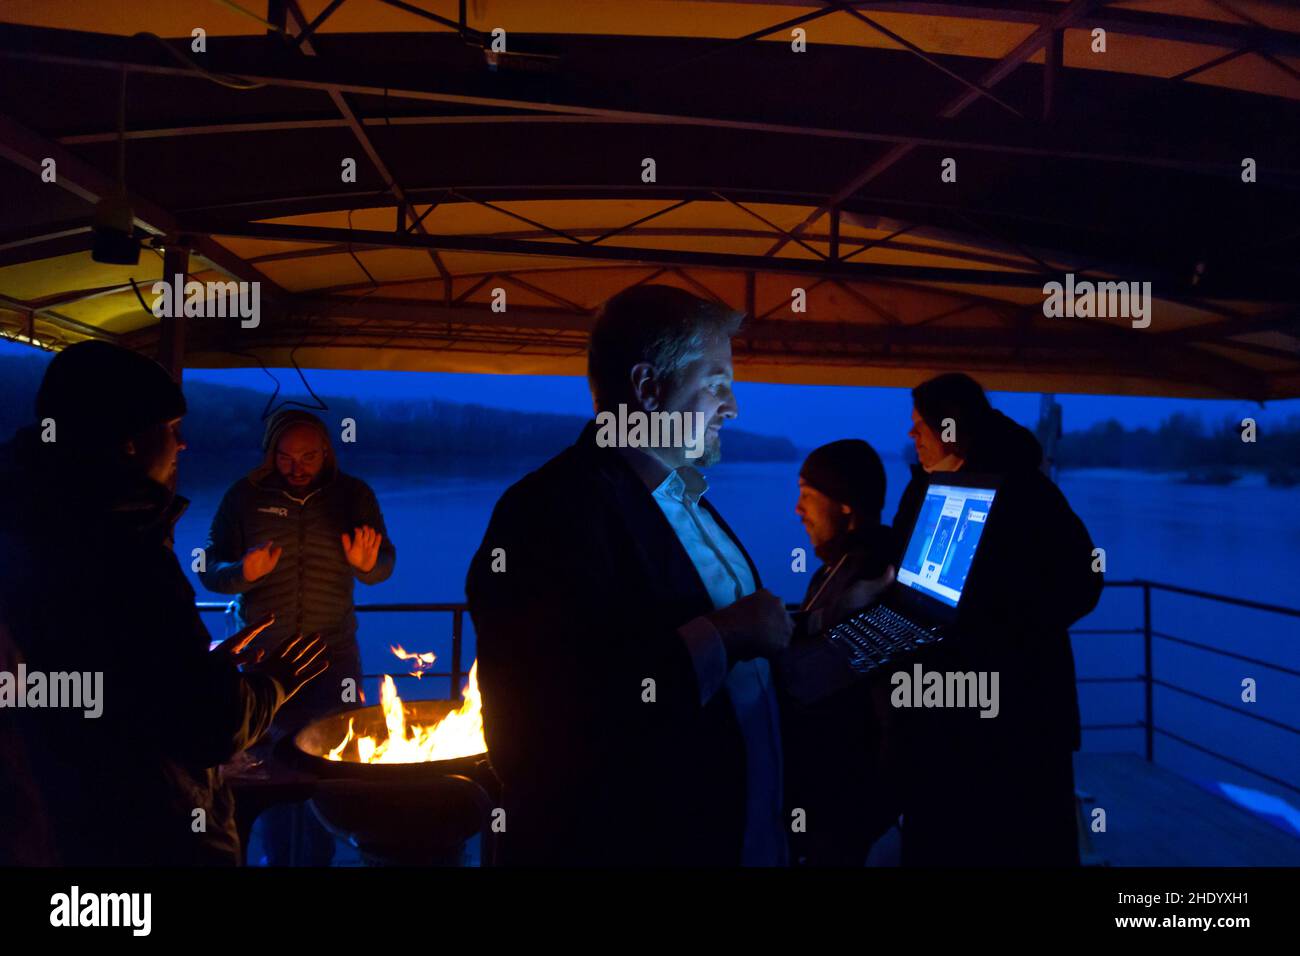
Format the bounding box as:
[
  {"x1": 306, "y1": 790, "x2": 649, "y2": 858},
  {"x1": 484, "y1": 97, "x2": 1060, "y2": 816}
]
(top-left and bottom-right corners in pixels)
[{"x1": 172, "y1": 455, "x2": 1300, "y2": 810}]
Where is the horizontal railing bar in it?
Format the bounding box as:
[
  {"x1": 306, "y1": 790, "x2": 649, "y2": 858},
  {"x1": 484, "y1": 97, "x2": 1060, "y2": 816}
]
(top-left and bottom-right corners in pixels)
[
  {"x1": 360, "y1": 672, "x2": 456, "y2": 679},
  {"x1": 198, "y1": 582, "x2": 1300, "y2": 619},
  {"x1": 198, "y1": 583, "x2": 1300, "y2": 617},
  {"x1": 359, "y1": 603, "x2": 469, "y2": 612},
  {"x1": 1154, "y1": 726, "x2": 1300, "y2": 797},
  {"x1": 1152, "y1": 679, "x2": 1300, "y2": 735},
  {"x1": 1077, "y1": 676, "x2": 1144, "y2": 683},
  {"x1": 1151, "y1": 631, "x2": 1300, "y2": 677},
  {"x1": 195, "y1": 601, "x2": 469, "y2": 613},
  {"x1": 1107, "y1": 579, "x2": 1300, "y2": 618}
]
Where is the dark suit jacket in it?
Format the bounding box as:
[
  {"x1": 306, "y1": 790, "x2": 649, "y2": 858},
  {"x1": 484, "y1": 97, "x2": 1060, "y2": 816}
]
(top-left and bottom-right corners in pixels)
[{"x1": 465, "y1": 422, "x2": 763, "y2": 865}]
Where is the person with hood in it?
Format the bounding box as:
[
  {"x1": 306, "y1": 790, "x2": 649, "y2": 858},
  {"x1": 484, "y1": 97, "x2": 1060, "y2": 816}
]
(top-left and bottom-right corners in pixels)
[
  {"x1": 785, "y1": 439, "x2": 900, "y2": 865},
  {"x1": 199, "y1": 408, "x2": 395, "y2": 864},
  {"x1": 0, "y1": 341, "x2": 327, "y2": 865},
  {"x1": 893, "y1": 372, "x2": 1102, "y2": 866},
  {"x1": 200, "y1": 409, "x2": 395, "y2": 731}
]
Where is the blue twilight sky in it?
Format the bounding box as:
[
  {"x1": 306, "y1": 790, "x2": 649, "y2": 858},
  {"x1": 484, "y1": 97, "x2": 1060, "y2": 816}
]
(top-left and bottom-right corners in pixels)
[{"x1": 3, "y1": 339, "x2": 1297, "y2": 454}]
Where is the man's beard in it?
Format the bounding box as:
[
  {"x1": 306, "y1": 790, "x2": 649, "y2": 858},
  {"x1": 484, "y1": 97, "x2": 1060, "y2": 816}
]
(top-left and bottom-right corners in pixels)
[{"x1": 697, "y1": 429, "x2": 722, "y2": 468}]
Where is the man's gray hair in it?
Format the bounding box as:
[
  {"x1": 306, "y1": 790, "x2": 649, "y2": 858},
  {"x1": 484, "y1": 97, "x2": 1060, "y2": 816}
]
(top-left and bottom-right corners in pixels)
[{"x1": 587, "y1": 285, "x2": 743, "y2": 409}]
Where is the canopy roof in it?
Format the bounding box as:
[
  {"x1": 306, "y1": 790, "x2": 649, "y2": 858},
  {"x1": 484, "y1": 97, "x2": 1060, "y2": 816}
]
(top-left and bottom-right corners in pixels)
[{"x1": 1, "y1": 0, "x2": 1297, "y2": 399}]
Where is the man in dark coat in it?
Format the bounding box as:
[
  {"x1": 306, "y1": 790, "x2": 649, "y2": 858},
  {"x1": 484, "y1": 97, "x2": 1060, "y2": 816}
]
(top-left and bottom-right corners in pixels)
[
  {"x1": 0, "y1": 341, "x2": 326, "y2": 865},
  {"x1": 466, "y1": 285, "x2": 793, "y2": 866},
  {"x1": 786, "y1": 439, "x2": 899, "y2": 866},
  {"x1": 893, "y1": 373, "x2": 1102, "y2": 866},
  {"x1": 200, "y1": 408, "x2": 395, "y2": 864}
]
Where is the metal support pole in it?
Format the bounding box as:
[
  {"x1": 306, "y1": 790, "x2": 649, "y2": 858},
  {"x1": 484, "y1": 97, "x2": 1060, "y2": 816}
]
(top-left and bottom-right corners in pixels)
[
  {"x1": 451, "y1": 608, "x2": 464, "y2": 702},
  {"x1": 157, "y1": 241, "x2": 189, "y2": 382},
  {"x1": 1143, "y1": 582, "x2": 1154, "y2": 762},
  {"x1": 1044, "y1": 29, "x2": 1063, "y2": 121}
]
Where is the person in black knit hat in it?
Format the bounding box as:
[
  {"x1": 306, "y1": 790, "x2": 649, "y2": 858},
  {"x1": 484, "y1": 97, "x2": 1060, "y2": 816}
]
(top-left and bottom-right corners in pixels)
[
  {"x1": 0, "y1": 341, "x2": 326, "y2": 864},
  {"x1": 784, "y1": 438, "x2": 900, "y2": 866}
]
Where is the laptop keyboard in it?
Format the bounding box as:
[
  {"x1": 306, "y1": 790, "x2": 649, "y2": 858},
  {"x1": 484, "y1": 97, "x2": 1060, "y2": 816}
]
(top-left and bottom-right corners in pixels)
[{"x1": 829, "y1": 604, "x2": 939, "y2": 672}]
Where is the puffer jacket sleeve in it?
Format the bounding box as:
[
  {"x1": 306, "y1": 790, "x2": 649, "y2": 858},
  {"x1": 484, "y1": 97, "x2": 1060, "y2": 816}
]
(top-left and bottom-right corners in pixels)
[
  {"x1": 350, "y1": 478, "x2": 396, "y2": 585},
  {"x1": 199, "y1": 483, "x2": 253, "y2": 595}
]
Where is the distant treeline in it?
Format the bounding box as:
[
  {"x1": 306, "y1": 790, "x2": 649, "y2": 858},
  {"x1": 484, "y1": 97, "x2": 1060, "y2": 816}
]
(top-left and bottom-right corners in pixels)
[
  {"x1": 1055, "y1": 413, "x2": 1300, "y2": 471},
  {"x1": 0, "y1": 355, "x2": 798, "y2": 463}
]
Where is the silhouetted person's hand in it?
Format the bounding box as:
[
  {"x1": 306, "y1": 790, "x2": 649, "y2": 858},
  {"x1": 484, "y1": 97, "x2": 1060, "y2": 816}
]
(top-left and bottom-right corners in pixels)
[
  {"x1": 252, "y1": 633, "x2": 330, "y2": 703},
  {"x1": 211, "y1": 612, "x2": 275, "y2": 665},
  {"x1": 708, "y1": 589, "x2": 793, "y2": 661},
  {"x1": 242, "y1": 540, "x2": 282, "y2": 582}
]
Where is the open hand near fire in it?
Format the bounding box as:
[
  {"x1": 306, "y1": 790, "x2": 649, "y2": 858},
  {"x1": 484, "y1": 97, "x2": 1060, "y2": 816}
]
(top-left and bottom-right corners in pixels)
[
  {"x1": 242, "y1": 540, "x2": 282, "y2": 582},
  {"x1": 342, "y1": 525, "x2": 383, "y2": 573},
  {"x1": 709, "y1": 588, "x2": 793, "y2": 662},
  {"x1": 251, "y1": 632, "x2": 330, "y2": 703},
  {"x1": 211, "y1": 612, "x2": 275, "y2": 665}
]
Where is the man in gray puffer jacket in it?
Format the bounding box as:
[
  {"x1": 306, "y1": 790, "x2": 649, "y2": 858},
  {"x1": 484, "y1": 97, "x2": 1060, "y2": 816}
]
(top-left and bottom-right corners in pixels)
[
  {"x1": 200, "y1": 409, "x2": 395, "y2": 866},
  {"x1": 200, "y1": 409, "x2": 396, "y2": 736}
]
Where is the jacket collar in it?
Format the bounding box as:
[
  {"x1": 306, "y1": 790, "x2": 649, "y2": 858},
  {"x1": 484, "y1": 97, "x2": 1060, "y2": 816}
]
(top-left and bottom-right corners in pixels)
[
  {"x1": 2, "y1": 425, "x2": 186, "y2": 547},
  {"x1": 573, "y1": 421, "x2": 761, "y2": 600},
  {"x1": 815, "y1": 522, "x2": 893, "y2": 567},
  {"x1": 249, "y1": 465, "x2": 336, "y2": 501}
]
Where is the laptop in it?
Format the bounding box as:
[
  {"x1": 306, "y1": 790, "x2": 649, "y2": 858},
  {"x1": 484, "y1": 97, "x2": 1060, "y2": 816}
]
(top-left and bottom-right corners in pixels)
[{"x1": 777, "y1": 472, "x2": 1000, "y2": 706}]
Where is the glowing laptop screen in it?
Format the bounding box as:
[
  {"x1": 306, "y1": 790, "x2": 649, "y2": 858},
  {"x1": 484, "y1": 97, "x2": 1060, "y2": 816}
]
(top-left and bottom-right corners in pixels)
[{"x1": 896, "y1": 483, "x2": 996, "y2": 608}]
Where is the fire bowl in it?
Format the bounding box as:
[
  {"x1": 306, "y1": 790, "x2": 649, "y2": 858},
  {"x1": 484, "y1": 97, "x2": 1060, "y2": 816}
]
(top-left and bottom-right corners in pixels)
[
  {"x1": 286, "y1": 699, "x2": 489, "y2": 783},
  {"x1": 280, "y1": 700, "x2": 498, "y2": 865},
  {"x1": 307, "y1": 777, "x2": 495, "y2": 866}
]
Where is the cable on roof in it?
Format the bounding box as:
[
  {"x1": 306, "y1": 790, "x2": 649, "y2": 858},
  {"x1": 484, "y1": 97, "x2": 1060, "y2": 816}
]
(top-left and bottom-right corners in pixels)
[
  {"x1": 346, "y1": 208, "x2": 380, "y2": 288},
  {"x1": 132, "y1": 31, "x2": 267, "y2": 90},
  {"x1": 206, "y1": 0, "x2": 286, "y2": 33}
]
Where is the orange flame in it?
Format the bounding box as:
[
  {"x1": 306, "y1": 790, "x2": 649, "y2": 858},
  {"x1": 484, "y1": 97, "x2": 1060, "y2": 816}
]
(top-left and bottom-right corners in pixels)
[
  {"x1": 327, "y1": 647, "x2": 485, "y2": 764},
  {"x1": 391, "y1": 644, "x2": 436, "y2": 679}
]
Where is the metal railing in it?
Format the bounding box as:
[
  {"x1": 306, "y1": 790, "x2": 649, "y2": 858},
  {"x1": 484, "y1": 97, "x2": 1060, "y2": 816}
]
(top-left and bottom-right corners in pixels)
[
  {"x1": 202, "y1": 579, "x2": 1300, "y2": 796},
  {"x1": 1072, "y1": 579, "x2": 1300, "y2": 798}
]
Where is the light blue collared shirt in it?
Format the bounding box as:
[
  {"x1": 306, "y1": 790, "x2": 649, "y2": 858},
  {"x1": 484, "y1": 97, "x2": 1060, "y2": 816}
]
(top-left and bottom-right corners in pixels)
[{"x1": 650, "y1": 466, "x2": 786, "y2": 866}]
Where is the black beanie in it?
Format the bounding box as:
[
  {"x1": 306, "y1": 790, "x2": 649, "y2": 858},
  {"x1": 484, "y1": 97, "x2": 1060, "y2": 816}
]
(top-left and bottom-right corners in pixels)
[
  {"x1": 799, "y1": 439, "x2": 886, "y2": 522},
  {"x1": 35, "y1": 340, "x2": 186, "y2": 449}
]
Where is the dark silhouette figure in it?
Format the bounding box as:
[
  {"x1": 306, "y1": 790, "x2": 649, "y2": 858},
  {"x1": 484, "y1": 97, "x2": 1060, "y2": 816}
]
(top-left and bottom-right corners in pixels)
[
  {"x1": 786, "y1": 439, "x2": 900, "y2": 866},
  {"x1": 0, "y1": 342, "x2": 325, "y2": 864},
  {"x1": 894, "y1": 373, "x2": 1102, "y2": 866}
]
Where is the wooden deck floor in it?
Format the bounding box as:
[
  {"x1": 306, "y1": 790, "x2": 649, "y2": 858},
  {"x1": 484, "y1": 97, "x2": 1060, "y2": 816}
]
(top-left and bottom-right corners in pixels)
[{"x1": 1075, "y1": 753, "x2": 1300, "y2": 867}]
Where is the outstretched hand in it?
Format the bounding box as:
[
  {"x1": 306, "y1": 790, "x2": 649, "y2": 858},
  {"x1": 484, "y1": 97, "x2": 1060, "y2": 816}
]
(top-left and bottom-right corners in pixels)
[
  {"x1": 250, "y1": 632, "x2": 330, "y2": 703},
  {"x1": 242, "y1": 541, "x2": 282, "y2": 582},
  {"x1": 342, "y1": 525, "x2": 383, "y2": 573}
]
